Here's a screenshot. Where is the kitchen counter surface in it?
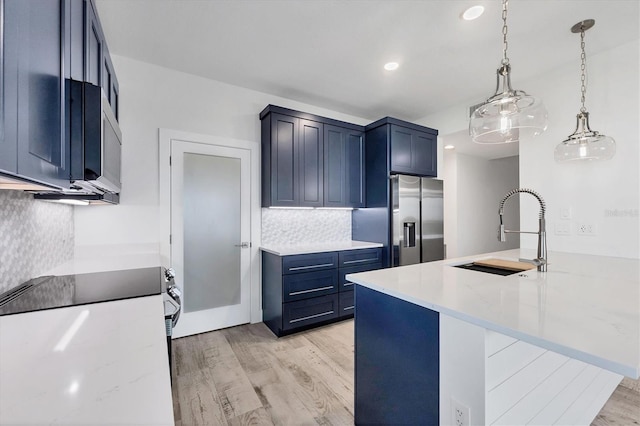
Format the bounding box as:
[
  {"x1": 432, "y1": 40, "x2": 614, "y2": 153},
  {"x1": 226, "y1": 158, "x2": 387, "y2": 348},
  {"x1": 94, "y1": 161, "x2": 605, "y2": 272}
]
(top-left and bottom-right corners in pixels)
[
  {"x1": 0, "y1": 294, "x2": 174, "y2": 424},
  {"x1": 346, "y1": 248, "x2": 640, "y2": 378},
  {"x1": 260, "y1": 240, "x2": 383, "y2": 256}
]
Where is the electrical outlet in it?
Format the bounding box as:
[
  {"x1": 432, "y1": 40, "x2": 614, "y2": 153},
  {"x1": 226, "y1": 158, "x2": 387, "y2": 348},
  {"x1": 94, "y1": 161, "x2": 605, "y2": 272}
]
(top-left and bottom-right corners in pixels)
[
  {"x1": 451, "y1": 397, "x2": 470, "y2": 426},
  {"x1": 555, "y1": 220, "x2": 572, "y2": 236},
  {"x1": 577, "y1": 223, "x2": 597, "y2": 236}
]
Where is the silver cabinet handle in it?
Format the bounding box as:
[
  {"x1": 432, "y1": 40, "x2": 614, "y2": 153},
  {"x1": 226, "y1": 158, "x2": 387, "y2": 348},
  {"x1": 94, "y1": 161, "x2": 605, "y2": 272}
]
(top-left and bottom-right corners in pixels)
[
  {"x1": 289, "y1": 310, "x2": 334, "y2": 324},
  {"x1": 234, "y1": 242, "x2": 251, "y2": 248},
  {"x1": 289, "y1": 286, "x2": 334, "y2": 296},
  {"x1": 343, "y1": 258, "x2": 377, "y2": 265},
  {"x1": 288, "y1": 263, "x2": 334, "y2": 271}
]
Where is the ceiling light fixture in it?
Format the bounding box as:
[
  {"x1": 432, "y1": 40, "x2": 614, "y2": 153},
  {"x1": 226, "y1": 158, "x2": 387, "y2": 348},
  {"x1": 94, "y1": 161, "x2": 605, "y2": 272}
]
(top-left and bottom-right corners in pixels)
[
  {"x1": 444, "y1": 144, "x2": 456, "y2": 150},
  {"x1": 554, "y1": 20, "x2": 615, "y2": 162},
  {"x1": 469, "y1": 0, "x2": 547, "y2": 144},
  {"x1": 384, "y1": 62, "x2": 399, "y2": 71},
  {"x1": 461, "y1": 5, "x2": 484, "y2": 21}
]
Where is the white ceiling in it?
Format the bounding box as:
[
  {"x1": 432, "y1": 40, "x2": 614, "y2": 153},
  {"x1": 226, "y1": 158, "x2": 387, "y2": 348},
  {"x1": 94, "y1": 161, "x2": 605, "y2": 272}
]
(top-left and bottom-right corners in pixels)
[{"x1": 95, "y1": 0, "x2": 638, "y2": 157}]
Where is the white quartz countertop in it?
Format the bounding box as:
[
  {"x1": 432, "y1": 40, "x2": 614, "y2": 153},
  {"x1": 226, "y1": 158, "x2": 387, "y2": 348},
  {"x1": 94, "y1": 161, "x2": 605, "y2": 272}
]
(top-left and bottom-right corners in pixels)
[
  {"x1": 260, "y1": 240, "x2": 383, "y2": 256},
  {"x1": 346, "y1": 249, "x2": 640, "y2": 378},
  {"x1": 0, "y1": 295, "x2": 174, "y2": 424}
]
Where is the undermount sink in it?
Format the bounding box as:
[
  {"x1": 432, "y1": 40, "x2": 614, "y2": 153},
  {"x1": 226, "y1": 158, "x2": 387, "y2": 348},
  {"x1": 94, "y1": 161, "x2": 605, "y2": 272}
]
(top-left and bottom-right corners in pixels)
[
  {"x1": 451, "y1": 258, "x2": 536, "y2": 276},
  {"x1": 453, "y1": 262, "x2": 521, "y2": 276}
]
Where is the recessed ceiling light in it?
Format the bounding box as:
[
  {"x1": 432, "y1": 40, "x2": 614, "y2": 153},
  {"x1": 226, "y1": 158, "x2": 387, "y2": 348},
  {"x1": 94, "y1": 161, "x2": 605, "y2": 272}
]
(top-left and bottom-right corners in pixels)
[
  {"x1": 461, "y1": 5, "x2": 484, "y2": 21},
  {"x1": 384, "y1": 62, "x2": 399, "y2": 71},
  {"x1": 444, "y1": 144, "x2": 456, "y2": 150}
]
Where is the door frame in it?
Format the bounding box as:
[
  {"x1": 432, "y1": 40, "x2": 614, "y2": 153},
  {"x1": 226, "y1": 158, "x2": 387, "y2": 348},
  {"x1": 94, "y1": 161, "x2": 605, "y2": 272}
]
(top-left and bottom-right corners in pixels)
[{"x1": 159, "y1": 128, "x2": 262, "y2": 325}]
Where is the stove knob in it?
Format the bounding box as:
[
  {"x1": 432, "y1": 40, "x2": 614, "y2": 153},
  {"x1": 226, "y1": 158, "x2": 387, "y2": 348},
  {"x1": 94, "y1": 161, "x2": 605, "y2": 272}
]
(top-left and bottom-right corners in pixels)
[{"x1": 164, "y1": 267, "x2": 176, "y2": 282}]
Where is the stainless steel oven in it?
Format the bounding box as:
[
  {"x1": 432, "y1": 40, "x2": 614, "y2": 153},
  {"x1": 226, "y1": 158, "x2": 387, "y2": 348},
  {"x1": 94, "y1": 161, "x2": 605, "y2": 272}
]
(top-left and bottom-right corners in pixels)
[{"x1": 162, "y1": 268, "x2": 181, "y2": 377}]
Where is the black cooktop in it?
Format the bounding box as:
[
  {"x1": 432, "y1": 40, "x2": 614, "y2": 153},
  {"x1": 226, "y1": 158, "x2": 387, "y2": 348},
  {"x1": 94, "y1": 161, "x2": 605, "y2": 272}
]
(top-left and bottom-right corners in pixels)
[{"x1": 0, "y1": 267, "x2": 165, "y2": 316}]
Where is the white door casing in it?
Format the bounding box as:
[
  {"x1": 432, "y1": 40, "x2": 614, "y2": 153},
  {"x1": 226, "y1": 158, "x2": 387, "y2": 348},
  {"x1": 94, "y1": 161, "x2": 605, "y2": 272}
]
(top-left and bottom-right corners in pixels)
[{"x1": 159, "y1": 129, "x2": 262, "y2": 337}]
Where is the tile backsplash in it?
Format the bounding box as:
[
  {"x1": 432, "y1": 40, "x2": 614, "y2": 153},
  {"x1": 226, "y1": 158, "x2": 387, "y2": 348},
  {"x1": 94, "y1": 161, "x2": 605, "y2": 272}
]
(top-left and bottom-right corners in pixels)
[
  {"x1": 261, "y1": 208, "x2": 351, "y2": 245},
  {"x1": 0, "y1": 190, "x2": 74, "y2": 294}
]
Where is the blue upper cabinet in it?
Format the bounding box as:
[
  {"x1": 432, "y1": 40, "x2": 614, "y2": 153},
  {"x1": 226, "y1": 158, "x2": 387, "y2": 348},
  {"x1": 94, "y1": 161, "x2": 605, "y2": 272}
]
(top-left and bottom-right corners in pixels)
[
  {"x1": 260, "y1": 105, "x2": 365, "y2": 208},
  {"x1": 324, "y1": 125, "x2": 365, "y2": 208},
  {"x1": 0, "y1": 0, "x2": 119, "y2": 189},
  {"x1": 389, "y1": 122, "x2": 438, "y2": 177},
  {"x1": 1, "y1": 0, "x2": 70, "y2": 189},
  {"x1": 365, "y1": 118, "x2": 438, "y2": 178},
  {"x1": 79, "y1": 0, "x2": 119, "y2": 119}
]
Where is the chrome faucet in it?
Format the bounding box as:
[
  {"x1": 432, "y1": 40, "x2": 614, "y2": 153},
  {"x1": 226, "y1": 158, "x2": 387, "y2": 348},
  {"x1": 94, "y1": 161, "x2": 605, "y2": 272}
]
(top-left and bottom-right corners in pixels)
[{"x1": 498, "y1": 188, "x2": 547, "y2": 272}]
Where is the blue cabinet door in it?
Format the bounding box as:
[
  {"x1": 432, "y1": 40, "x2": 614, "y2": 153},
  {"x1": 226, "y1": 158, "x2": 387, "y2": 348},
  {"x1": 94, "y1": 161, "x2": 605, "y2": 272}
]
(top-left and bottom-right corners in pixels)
[
  {"x1": 323, "y1": 124, "x2": 346, "y2": 207},
  {"x1": 269, "y1": 113, "x2": 299, "y2": 206},
  {"x1": 324, "y1": 124, "x2": 365, "y2": 208},
  {"x1": 390, "y1": 124, "x2": 437, "y2": 177},
  {"x1": 412, "y1": 130, "x2": 437, "y2": 176},
  {"x1": 299, "y1": 119, "x2": 323, "y2": 207},
  {"x1": 14, "y1": 0, "x2": 69, "y2": 188},
  {"x1": 84, "y1": 0, "x2": 102, "y2": 87},
  {"x1": 1, "y1": 0, "x2": 18, "y2": 174},
  {"x1": 102, "y1": 43, "x2": 118, "y2": 120},
  {"x1": 346, "y1": 129, "x2": 365, "y2": 207}
]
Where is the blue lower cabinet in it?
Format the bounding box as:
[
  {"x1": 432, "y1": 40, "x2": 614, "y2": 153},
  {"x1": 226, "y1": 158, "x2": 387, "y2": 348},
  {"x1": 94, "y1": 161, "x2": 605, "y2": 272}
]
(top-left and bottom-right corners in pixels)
[
  {"x1": 262, "y1": 248, "x2": 382, "y2": 336},
  {"x1": 283, "y1": 294, "x2": 339, "y2": 331},
  {"x1": 283, "y1": 269, "x2": 338, "y2": 303},
  {"x1": 355, "y1": 285, "x2": 439, "y2": 425},
  {"x1": 339, "y1": 261, "x2": 382, "y2": 292},
  {"x1": 338, "y1": 291, "x2": 354, "y2": 318}
]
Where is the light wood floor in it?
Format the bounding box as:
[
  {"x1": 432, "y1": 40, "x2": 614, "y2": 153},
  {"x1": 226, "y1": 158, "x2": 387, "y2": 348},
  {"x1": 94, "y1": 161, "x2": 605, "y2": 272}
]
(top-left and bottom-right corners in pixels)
[{"x1": 171, "y1": 320, "x2": 639, "y2": 425}]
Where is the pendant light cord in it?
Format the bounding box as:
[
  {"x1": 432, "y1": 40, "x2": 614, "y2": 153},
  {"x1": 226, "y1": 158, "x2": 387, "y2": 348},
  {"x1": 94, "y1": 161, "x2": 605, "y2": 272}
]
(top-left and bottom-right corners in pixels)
[
  {"x1": 580, "y1": 28, "x2": 588, "y2": 113},
  {"x1": 501, "y1": 0, "x2": 509, "y2": 65}
]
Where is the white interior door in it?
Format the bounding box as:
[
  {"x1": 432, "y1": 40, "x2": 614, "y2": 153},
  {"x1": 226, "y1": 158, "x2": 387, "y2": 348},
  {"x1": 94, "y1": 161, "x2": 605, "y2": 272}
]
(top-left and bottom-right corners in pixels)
[{"x1": 170, "y1": 140, "x2": 251, "y2": 338}]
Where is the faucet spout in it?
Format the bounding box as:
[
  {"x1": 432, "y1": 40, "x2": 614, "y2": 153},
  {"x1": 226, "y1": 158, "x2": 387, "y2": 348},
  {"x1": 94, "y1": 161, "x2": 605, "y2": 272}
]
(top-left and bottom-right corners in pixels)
[{"x1": 498, "y1": 188, "x2": 547, "y2": 272}]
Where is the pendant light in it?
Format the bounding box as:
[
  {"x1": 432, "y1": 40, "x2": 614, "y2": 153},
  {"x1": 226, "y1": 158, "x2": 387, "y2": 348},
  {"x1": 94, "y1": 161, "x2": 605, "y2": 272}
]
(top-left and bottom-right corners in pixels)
[
  {"x1": 554, "y1": 20, "x2": 615, "y2": 162},
  {"x1": 469, "y1": 0, "x2": 548, "y2": 144}
]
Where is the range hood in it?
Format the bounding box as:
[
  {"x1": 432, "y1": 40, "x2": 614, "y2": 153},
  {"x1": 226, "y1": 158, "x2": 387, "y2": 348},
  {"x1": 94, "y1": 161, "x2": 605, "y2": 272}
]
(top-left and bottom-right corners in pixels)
[{"x1": 34, "y1": 189, "x2": 119, "y2": 205}]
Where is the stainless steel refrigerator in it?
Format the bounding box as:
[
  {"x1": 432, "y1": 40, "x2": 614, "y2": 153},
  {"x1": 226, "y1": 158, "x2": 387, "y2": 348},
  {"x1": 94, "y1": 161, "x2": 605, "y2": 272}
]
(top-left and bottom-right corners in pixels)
[{"x1": 391, "y1": 175, "x2": 444, "y2": 267}]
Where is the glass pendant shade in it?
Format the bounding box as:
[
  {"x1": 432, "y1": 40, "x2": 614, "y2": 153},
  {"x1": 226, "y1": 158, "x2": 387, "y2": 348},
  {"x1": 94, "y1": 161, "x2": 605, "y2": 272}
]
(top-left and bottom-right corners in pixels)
[
  {"x1": 555, "y1": 19, "x2": 615, "y2": 163},
  {"x1": 554, "y1": 112, "x2": 616, "y2": 162},
  {"x1": 470, "y1": 66, "x2": 548, "y2": 144}
]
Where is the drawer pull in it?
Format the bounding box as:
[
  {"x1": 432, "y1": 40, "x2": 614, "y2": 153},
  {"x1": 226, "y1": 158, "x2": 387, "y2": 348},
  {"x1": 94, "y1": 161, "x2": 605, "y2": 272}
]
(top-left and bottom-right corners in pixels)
[
  {"x1": 288, "y1": 263, "x2": 334, "y2": 271},
  {"x1": 343, "y1": 306, "x2": 354, "y2": 311},
  {"x1": 289, "y1": 310, "x2": 334, "y2": 324},
  {"x1": 343, "y1": 258, "x2": 377, "y2": 265},
  {"x1": 343, "y1": 282, "x2": 353, "y2": 287},
  {"x1": 289, "y1": 286, "x2": 334, "y2": 296}
]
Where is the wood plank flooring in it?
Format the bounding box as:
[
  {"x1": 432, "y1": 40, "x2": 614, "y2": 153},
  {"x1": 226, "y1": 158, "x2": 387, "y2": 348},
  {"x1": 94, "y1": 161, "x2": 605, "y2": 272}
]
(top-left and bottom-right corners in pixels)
[{"x1": 172, "y1": 320, "x2": 639, "y2": 425}]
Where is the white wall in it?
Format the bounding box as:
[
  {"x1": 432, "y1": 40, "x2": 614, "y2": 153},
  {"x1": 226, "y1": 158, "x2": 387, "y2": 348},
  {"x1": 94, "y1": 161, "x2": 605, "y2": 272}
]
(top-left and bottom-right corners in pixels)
[
  {"x1": 423, "y1": 40, "x2": 640, "y2": 259},
  {"x1": 519, "y1": 40, "x2": 639, "y2": 258},
  {"x1": 444, "y1": 152, "x2": 520, "y2": 258},
  {"x1": 74, "y1": 55, "x2": 370, "y2": 248}
]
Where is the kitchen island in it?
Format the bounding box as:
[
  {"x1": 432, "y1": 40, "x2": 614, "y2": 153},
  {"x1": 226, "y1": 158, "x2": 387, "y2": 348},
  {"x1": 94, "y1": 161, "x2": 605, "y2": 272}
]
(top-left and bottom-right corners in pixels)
[{"x1": 346, "y1": 248, "x2": 639, "y2": 425}]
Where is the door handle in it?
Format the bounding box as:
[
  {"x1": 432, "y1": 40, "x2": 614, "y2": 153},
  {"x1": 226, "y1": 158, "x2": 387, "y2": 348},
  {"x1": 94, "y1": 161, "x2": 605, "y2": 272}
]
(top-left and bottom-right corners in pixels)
[{"x1": 234, "y1": 242, "x2": 251, "y2": 248}]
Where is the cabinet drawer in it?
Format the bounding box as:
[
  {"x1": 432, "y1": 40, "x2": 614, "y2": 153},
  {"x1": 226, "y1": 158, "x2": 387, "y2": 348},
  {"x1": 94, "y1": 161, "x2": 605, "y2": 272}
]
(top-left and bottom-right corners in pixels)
[
  {"x1": 283, "y1": 269, "x2": 338, "y2": 302},
  {"x1": 339, "y1": 248, "x2": 382, "y2": 268},
  {"x1": 282, "y1": 252, "x2": 338, "y2": 275},
  {"x1": 339, "y1": 291, "x2": 354, "y2": 318},
  {"x1": 283, "y1": 294, "x2": 339, "y2": 331},
  {"x1": 339, "y1": 262, "x2": 382, "y2": 291}
]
